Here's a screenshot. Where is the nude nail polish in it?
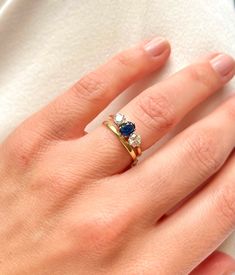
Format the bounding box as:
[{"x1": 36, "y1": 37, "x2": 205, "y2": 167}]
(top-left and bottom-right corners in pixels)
[
  {"x1": 144, "y1": 37, "x2": 168, "y2": 57},
  {"x1": 210, "y1": 54, "x2": 235, "y2": 82}
]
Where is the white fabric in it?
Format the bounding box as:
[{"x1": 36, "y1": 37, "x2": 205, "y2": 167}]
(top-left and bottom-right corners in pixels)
[{"x1": 0, "y1": 0, "x2": 234, "y2": 256}]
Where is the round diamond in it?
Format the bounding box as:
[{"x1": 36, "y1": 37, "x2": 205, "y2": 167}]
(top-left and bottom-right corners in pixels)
[
  {"x1": 114, "y1": 113, "x2": 126, "y2": 126},
  {"x1": 128, "y1": 132, "x2": 141, "y2": 147}
]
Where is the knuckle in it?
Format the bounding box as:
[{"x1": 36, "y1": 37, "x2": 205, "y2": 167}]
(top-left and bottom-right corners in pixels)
[
  {"x1": 135, "y1": 92, "x2": 175, "y2": 132},
  {"x1": 31, "y1": 170, "x2": 67, "y2": 196},
  {"x1": 73, "y1": 71, "x2": 109, "y2": 101},
  {"x1": 8, "y1": 145, "x2": 31, "y2": 170},
  {"x1": 66, "y1": 210, "x2": 131, "y2": 254},
  {"x1": 185, "y1": 129, "x2": 222, "y2": 174},
  {"x1": 112, "y1": 50, "x2": 136, "y2": 68},
  {"x1": 4, "y1": 128, "x2": 39, "y2": 170},
  {"x1": 32, "y1": 158, "x2": 83, "y2": 196},
  {"x1": 81, "y1": 215, "x2": 125, "y2": 248},
  {"x1": 186, "y1": 63, "x2": 218, "y2": 91}
]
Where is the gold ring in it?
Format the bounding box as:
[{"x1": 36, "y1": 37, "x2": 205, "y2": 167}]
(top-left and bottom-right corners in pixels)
[{"x1": 103, "y1": 113, "x2": 142, "y2": 166}]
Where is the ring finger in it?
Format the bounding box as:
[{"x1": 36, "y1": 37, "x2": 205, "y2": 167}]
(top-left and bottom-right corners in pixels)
[{"x1": 80, "y1": 53, "x2": 235, "y2": 176}]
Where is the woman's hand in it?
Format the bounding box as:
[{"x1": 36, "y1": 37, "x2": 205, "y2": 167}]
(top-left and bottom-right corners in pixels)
[{"x1": 1, "y1": 37, "x2": 235, "y2": 275}]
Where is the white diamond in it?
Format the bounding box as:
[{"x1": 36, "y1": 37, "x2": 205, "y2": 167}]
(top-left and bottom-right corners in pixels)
[
  {"x1": 128, "y1": 132, "x2": 141, "y2": 147},
  {"x1": 114, "y1": 113, "x2": 126, "y2": 125}
]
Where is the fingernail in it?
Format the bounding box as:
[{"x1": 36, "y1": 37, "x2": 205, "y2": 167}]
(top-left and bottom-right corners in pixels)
[
  {"x1": 210, "y1": 54, "x2": 235, "y2": 81},
  {"x1": 144, "y1": 37, "x2": 168, "y2": 57}
]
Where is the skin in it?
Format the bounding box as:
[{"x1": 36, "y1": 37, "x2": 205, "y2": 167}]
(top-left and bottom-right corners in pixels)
[
  {"x1": 1, "y1": 37, "x2": 235, "y2": 274},
  {"x1": 191, "y1": 251, "x2": 235, "y2": 275}
]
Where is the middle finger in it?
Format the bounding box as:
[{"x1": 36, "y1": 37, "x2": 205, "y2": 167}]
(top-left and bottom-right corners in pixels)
[{"x1": 123, "y1": 95, "x2": 235, "y2": 224}]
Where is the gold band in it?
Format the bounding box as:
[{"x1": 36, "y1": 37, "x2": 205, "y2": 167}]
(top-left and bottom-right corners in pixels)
[{"x1": 103, "y1": 120, "x2": 141, "y2": 166}]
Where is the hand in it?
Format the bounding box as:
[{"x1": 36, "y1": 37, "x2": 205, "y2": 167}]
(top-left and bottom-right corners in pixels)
[{"x1": 1, "y1": 37, "x2": 235, "y2": 275}]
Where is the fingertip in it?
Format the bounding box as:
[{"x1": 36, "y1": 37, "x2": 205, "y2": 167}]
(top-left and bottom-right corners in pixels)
[
  {"x1": 210, "y1": 54, "x2": 235, "y2": 83},
  {"x1": 195, "y1": 52, "x2": 235, "y2": 84},
  {"x1": 143, "y1": 36, "x2": 171, "y2": 58}
]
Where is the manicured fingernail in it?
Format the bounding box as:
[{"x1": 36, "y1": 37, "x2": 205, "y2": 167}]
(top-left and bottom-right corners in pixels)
[
  {"x1": 144, "y1": 37, "x2": 168, "y2": 57},
  {"x1": 210, "y1": 54, "x2": 235, "y2": 81}
]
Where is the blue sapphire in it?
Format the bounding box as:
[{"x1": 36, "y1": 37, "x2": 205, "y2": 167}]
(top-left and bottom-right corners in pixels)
[{"x1": 119, "y1": 122, "x2": 135, "y2": 137}]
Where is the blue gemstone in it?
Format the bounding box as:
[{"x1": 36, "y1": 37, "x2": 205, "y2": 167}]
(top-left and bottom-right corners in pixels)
[{"x1": 119, "y1": 122, "x2": 135, "y2": 137}]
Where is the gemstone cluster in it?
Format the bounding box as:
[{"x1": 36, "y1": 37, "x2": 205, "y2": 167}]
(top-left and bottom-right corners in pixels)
[{"x1": 114, "y1": 113, "x2": 141, "y2": 148}]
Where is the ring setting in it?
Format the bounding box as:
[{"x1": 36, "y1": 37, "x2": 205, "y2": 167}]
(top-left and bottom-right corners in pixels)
[
  {"x1": 103, "y1": 113, "x2": 142, "y2": 166},
  {"x1": 114, "y1": 113, "x2": 141, "y2": 148},
  {"x1": 128, "y1": 132, "x2": 141, "y2": 148}
]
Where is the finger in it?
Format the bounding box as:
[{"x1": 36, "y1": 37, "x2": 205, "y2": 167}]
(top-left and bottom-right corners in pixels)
[
  {"x1": 141, "y1": 151, "x2": 235, "y2": 274},
  {"x1": 81, "y1": 53, "x2": 235, "y2": 176},
  {"x1": 25, "y1": 37, "x2": 171, "y2": 140},
  {"x1": 190, "y1": 251, "x2": 235, "y2": 275},
  {"x1": 121, "y1": 53, "x2": 235, "y2": 149},
  {"x1": 123, "y1": 95, "x2": 235, "y2": 223}
]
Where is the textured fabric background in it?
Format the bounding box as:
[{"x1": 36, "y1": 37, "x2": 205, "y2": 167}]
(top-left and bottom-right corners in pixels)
[{"x1": 0, "y1": 0, "x2": 234, "y2": 257}]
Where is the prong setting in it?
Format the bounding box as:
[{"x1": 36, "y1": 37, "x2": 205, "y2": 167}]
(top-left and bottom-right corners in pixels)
[
  {"x1": 114, "y1": 113, "x2": 126, "y2": 126},
  {"x1": 113, "y1": 113, "x2": 141, "y2": 147},
  {"x1": 128, "y1": 133, "x2": 141, "y2": 147}
]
